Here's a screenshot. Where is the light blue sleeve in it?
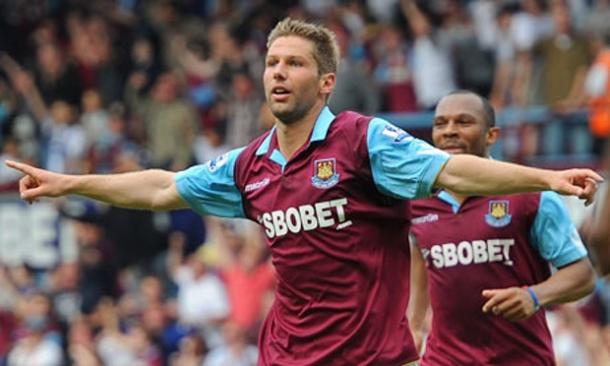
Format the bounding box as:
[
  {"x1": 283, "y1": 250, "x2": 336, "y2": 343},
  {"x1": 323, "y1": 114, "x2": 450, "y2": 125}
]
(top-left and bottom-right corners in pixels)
[
  {"x1": 367, "y1": 118, "x2": 450, "y2": 199},
  {"x1": 174, "y1": 148, "x2": 246, "y2": 218},
  {"x1": 530, "y1": 191, "x2": 587, "y2": 268}
]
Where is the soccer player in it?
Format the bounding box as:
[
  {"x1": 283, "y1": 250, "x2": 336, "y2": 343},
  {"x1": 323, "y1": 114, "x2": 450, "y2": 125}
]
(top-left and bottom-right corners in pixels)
[
  {"x1": 408, "y1": 90, "x2": 597, "y2": 365},
  {"x1": 6, "y1": 19, "x2": 602, "y2": 365}
]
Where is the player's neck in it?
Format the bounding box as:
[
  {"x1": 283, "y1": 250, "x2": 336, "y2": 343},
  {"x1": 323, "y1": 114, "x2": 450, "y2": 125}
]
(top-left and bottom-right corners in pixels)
[{"x1": 276, "y1": 102, "x2": 325, "y2": 160}]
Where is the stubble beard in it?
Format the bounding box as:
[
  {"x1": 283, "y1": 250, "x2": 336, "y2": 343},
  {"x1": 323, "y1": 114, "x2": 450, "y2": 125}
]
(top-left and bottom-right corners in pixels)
[{"x1": 269, "y1": 97, "x2": 315, "y2": 125}]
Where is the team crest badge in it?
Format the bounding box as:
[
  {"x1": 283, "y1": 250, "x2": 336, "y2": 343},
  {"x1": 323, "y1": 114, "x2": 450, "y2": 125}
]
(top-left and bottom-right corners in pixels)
[
  {"x1": 485, "y1": 200, "x2": 512, "y2": 227},
  {"x1": 311, "y1": 158, "x2": 340, "y2": 189}
]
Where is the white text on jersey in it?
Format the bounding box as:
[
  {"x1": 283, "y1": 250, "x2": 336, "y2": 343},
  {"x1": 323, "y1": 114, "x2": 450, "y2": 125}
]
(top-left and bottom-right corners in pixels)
[
  {"x1": 424, "y1": 239, "x2": 515, "y2": 268},
  {"x1": 258, "y1": 198, "x2": 349, "y2": 238}
]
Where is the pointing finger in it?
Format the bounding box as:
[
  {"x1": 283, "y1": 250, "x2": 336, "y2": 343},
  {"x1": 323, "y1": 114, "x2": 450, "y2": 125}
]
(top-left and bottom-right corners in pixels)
[{"x1": 5, "y1": 160, "x2": 37, "y2": 176}]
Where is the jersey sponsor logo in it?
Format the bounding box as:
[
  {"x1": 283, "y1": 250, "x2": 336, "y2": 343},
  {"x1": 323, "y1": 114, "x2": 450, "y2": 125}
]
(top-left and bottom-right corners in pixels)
[
  {"x1": 245, "y1": 178, "x2": 270, "y2": 192},
  {"x1": 382, "y1": 125, "x2": 412, "y2": 143},
  {"x1": 257, "y1": 198, "x2": 351, "y2": 239},
  {"x1": 485, "y1": 200, "x2": 512, "y2": 227},
  {"x1": 423, "y1": 238, "x2": 515, "y2": 268},
  {"x1": 208, "y1": 153, "x2": 229, "y2": 172},
  {"x1": 411, "y1": 213, "x2": 439, "y2": 225},
  {"x1": 311, "y1": 158, "x2": 340, "y2": 189}
]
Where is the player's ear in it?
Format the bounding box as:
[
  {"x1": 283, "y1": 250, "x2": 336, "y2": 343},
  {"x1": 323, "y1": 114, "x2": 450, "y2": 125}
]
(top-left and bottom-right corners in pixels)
[
  {"x1": 319, "y1": 72, "x2": 336, "y2": 96},
  {"x1": 486, "y1": 126, "x2": 500, "y2": 146}
]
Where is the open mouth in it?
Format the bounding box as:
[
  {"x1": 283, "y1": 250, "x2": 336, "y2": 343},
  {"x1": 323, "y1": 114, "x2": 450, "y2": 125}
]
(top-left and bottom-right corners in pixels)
[
  {"x1": 271, "y1": 86, "x2": 291, "y2": 101},
  {"x1": 441, "y1": 145, "x2": 466, "y2": 153}
]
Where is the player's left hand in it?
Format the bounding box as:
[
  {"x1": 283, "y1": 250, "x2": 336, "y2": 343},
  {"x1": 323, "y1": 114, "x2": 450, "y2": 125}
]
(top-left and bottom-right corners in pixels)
[
  {"x1": 481, "y1": 287, "x2": 537, "y2": 322},
  {"x1": 549, "y1": 169, "x2": 603, "y2": 206}
]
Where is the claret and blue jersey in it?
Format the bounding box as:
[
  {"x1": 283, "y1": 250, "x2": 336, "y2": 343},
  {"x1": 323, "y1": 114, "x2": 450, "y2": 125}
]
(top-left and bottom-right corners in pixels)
[
  {"x1": 175, "y1": 106, "x2": 449, "y2": 365},
  {"x1": 410, "y1": 190, "x2": 588, "y2": 366}
]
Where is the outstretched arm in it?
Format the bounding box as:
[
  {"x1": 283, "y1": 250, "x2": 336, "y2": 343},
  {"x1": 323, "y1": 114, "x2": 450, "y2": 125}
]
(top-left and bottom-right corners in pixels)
[
  {"x1": 5, "y1": 160, "x2": 188, "y2": 211},
  {"x1": 481, "y1": 258, "x2": 595, "y2": 321},
  {"x1": 435, "y1": 154, "x2": 602, "y2": 205}
]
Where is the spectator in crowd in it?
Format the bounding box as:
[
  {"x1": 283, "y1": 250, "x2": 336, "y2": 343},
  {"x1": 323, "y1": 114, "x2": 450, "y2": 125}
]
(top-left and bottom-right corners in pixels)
[
  {"x1": 32, "y1": 43, "x2": 83, "y2": 107},
  {"x1": 511, "y1": 0, "x2": 553, "y2": 55},
  {"x1": 8, "y1": 292, "x2": 63, "y2": 366},
  {"x1": 86, "y1": 102, "x2": 145, "y2": 174},
  {"x1": 167, "y1": 236, "x2": 230, "y2": 348},
  {"x1": 442, "y1": 0, "x2": 495, "y2": 97},
  {"x1": 329, "y1": 22, "x2": 380, "y2": 114},
  {"x1": 193, "y1": 123, "x2": 230, "y2": 165},
  {"x1": 530, "y1": 2, "x2": 591, "y2": 109},
  {"x1": 585, "y1": 34, "x2": 610, "y2": 156},
  {"x1": 203, "y1": 321, "x2": 258, "y2": 366},
  {"x1": 48, "y1": 262, "x2": 81, "y2": 324},
  {"x1": 168, "y1": 332, "x2": 207, "y2": 366},
  {"x1": 125, "y1": 70, "x2": 199, "y2": 171},
  {"x1": 222, "y1": 237, "x2": 275, "y2": 339},
  {"x1": 489, "y1": 4, "x2": 519, "y2": 109},
  {"x1": 224, "y1": 71, "x2": 264, "y2": 148},
  {"x1": 372, "y1": 24, "x2": 418, "y2": 112},
  {"x1": 66, "y1": 317, "x2": 102, "y2": 366},
  {"x1": 584, "y1": 0, "x2": 610, "y2": 47},
  {"x1": 80, "y1": 89, "x2": 110, "y2": 150},
  {"x1": 401, "y1": 0, "x2": 457, "y2": 109},
  {"x1": 525, "y1": 1, "x2": 593, "y2": 156},
  {"x1": 2, "y1": 55, "x2": 87, "y2": 174},
  {"x1": 73, "y1": 219, "x2": 118, "y2": 315}
]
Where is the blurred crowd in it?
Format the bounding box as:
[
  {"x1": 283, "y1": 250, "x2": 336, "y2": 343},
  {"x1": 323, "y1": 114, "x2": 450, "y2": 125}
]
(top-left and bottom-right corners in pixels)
[{"x1": 0, "y1": 0, "x2": 609, "y2": 365}]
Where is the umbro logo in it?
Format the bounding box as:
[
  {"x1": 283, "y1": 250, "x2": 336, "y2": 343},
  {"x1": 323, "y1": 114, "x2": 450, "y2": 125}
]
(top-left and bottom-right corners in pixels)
[
  {"x1": 411, "y1": 213, "x2": 439, "y2": 225},
  {"x1": 245, "y1": 178, "x2": 270, "y2": 192}
]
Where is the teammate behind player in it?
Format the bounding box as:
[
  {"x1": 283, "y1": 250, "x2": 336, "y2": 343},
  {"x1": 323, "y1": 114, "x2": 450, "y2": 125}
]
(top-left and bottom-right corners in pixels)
[
  {"x1": 6, "y1": 19, "x2": 602, "y2": 365},
  {"x1": 408, "y1": 90, "x2": 596, "y2": 365}
]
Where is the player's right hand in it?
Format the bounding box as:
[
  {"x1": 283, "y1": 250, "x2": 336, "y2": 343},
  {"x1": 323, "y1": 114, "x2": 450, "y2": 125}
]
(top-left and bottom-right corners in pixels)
[
  {"x1": 549, "y1": 169, "x2": 603, "y2": 206},
  {"x1": 4, "y1": 160, "x2": 69, "y2": 203},
  {"x1": 481, "y1": 287, "x2": 537, "y2": 321}
]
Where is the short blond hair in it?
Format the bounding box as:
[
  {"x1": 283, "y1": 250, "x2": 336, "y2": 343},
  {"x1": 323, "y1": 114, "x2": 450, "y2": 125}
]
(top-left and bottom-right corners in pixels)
[{"x1": 267, "y1": 17, "x2": 340, "y2": 75}]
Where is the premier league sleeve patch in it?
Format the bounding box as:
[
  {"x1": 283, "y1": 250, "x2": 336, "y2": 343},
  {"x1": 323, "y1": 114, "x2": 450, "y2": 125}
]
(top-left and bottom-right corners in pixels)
[
  {"x1": 381, "y1": 125, "x2": 412, "y2": 143},
  {"x1": 207, "y1": 152, "x2": 229, "y2": 172},
  {"x1": 485, "y1": 200, "x2": 512, "y2": 227},
  {"x1": 311, "y1": 158, "x2": 340, "y2": 189}
]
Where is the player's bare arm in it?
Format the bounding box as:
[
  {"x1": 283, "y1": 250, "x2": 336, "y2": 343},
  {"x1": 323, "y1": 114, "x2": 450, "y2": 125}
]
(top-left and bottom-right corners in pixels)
[
  {"x1": 435, "y1": 154, "x2": 603, "y2": 205},
  {"x1": 5, "y1": 160, "x2": 189, "y2": 211},
  {"x1": 481, "y1": 258, "x2": 595, "y2": 321},
  {"x1": 407, "y1": 235, "x2": 430, "y2": 353}
]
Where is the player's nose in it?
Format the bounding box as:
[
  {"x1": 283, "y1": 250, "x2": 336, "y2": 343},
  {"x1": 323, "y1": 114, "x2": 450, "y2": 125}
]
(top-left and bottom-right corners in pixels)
[
  {"x1": 442, "y1": 121, "x2": 459, "y2": 137},
  {"x1": 272, "y1": 62, "x2": 287, "y2": 80}
]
